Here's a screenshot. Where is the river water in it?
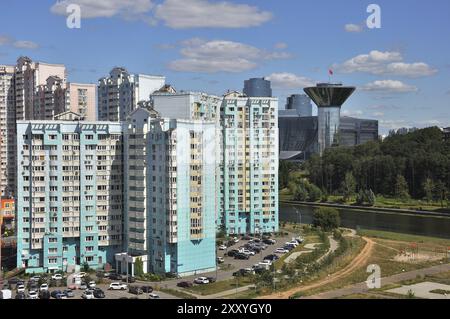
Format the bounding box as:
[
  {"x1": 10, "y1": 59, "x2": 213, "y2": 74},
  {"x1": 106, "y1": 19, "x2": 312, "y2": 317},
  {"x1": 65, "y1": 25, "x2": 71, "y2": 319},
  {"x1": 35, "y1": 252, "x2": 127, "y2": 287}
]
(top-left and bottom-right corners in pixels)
[{"x1": 280, "y1": 203, "x2": 450, "y2": 239}]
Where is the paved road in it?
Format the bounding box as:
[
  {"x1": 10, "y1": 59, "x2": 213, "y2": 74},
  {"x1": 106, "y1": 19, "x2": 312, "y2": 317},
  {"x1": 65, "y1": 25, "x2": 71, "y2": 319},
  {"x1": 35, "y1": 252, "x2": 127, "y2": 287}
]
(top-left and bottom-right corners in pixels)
[{"x1": 302, "y1": 262, "x2": 450, "y2": 299}]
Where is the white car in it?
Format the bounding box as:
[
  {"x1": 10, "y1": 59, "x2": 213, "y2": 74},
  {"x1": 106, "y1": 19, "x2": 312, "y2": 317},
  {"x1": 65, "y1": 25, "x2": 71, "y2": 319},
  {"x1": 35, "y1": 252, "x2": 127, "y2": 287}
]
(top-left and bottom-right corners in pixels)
[
  {"x1": 275, "y1": 248, "x2": 289, "y2": 254},
  {"x1": 286, "y1": 241, "x2": 298, "y2": 247},
  {"x1": 16, "y1": 285, "x2": 26, "y2": 293},
  {"x1": 259, "y1": 260, "x2": 272, "y2": 267},
  {"x1": 74, "y1": 272, "x2": 87, "y2": 279},
  {"x1": 82, "y1": 290, "x2": 94, "y2": 299},
  {"x1": 88, "y1": 281, "x2": 96, "y2": 288},
  {"x1": 218, "y1": 244, "x2": 228, "y2": 250},
  {"x1": 109, "y1": 282, "x2": 128, "y2": 290},
  {"x1": 52, "y1": 274, "x2": 63, "y2": 280},
  {"x1": 194, "y1": 277, "x2": 209, "y2": 285},
  {"x1": 233, "y1": 237, "x2": 240, "y2": 243},
  {"x1": 240, "y1": 249, "x2": 255, "y2": 256},
  {"x1": 39, "y1": 284, "x2": 49, "y2": 292},
  {"x1": 149, "y1": 293, "x2": 160, "y2": 299},
  {"x1": 30, "y1": 276, "x2": 41, "y2": 282},
  {"x1": 28, "y1": 291, "x2": 39, "y2": 299}
]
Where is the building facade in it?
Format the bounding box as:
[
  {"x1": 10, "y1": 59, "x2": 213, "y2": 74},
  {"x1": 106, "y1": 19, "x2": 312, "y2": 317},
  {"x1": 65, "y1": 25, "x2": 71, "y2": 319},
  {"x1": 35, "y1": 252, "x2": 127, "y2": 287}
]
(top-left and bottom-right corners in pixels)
[
  {"x1": 66, "y1": 83, "x2": 97, "y2": 121},
  {"x1": 98, "y1": 68, "x2": 165, "y2": 122},
  {"x1": 219, "y1": 95, "x2": 279, "y2": 235},
  {"x1": 0, "y1": 65, "x2": 15, "y2": 197},
  {"x1": 16, "y1": 121, "x2": 124, "y2": 273},
  {"x1": 0, "y1": 198, "x2": 15, "y2": 230},
  {"x1": 285, "y1": 94, "x2": 312, "y2": 117},
  {"x1": 243, "y1": 78, "x2": 272, "y2": 98},
  {"x1": 124, "y1": 109, "x2": 217, "y2": 276}
]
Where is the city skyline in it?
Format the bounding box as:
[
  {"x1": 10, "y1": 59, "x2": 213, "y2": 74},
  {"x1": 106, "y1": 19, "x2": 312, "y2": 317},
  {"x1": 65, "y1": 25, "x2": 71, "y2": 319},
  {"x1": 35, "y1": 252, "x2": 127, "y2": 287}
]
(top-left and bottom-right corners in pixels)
[{"x1": 0, "y1": 0, "x2": 448, "y2": 135}]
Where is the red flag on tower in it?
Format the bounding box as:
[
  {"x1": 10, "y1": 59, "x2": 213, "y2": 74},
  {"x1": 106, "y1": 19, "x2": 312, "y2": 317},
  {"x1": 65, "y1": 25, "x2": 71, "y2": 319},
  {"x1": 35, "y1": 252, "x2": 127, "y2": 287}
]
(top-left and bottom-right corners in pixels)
[{"x1": 329, "y1": 69, "x2": 334, "y2": 76}]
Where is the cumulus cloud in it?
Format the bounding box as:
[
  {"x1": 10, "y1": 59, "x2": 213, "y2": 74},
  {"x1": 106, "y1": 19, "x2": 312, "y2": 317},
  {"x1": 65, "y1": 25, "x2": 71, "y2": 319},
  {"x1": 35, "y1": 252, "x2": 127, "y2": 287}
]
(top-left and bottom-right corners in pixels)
[
  {"x1": 13, "y1": 41, "x2": 39, "y2": 50},
  {"x1": 344, "y1": 24, "x2": 363, "y2": 33},
  {"x1": 50, "y1": 0, "x2": 154, "y2": 19},
  {"x1": 265, "y1": 72, "x2": 315, "y2": 89},
  {"x1": 154, "y1": 0, "x2": 272, "y2": 29},
  {"x1": 168, "y1": 39, "x2": 290, "y2": 73},
  {"x1": 334, "y1": 50, "x2": 437, "y2": 78},
  {"x1": 361, "y1": 80, "x2": 418, "y2": 93}
]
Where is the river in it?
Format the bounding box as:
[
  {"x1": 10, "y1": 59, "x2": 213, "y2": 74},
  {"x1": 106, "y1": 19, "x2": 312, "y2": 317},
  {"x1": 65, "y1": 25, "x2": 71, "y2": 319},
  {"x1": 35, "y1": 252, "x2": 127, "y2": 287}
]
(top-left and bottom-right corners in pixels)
[{"x1": 280, "y1": 203, "x2": 450, "y2": 239}]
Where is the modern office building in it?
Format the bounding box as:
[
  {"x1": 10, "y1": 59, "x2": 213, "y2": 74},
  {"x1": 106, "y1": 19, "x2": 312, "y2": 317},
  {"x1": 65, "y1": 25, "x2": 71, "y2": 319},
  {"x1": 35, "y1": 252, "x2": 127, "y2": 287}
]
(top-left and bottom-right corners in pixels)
[
  {"x1": 123, "y1": 108, "x2": 217, "y2": 276},
  {"x1": 16, "y1": 120, "x2": 124, "y2": 273},
  {"x1": 283, "y1": 94, "x2": 313, "y2": 117},
  {"x1": 98, "y1": 67, "x2": 165, "y2": 122},
  {"x1": 340, "y1": 117, "x2": 379, "y2": 146},
  {"x1": 0, "y1": 65, "x2": 15, "y2": 197},
  {"x1": 304, "y1": 83, "x2": 356, "y2": 155},
  {"x1": 243, "y1": 78, "x2": 272, "y2": 98}
]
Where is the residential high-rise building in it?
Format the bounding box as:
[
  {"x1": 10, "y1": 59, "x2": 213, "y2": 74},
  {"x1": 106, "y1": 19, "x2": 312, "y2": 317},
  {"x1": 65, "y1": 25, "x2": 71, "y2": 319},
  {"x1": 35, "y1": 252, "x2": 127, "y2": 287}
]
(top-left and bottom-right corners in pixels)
[
  {"x1": 0, "y1": 65, "x2": 15, "y2": 197},
  {"x1": 219, "y1": 93, "x2": 279, "y2": 235},
  {"x1": 123, "y1": 108, "x2": 217, "y2": 276},
  {"x1": 66, "y1": 83, "x2": 97, "y2": 121},
  {"x1": 243, "y1": 78, "x2": 272, "y2": 98},
  {"x1": 304, "y1": 83, "x2": 356, "y2": 155},
  {"x1": 16, "y1": 120, "x2": 124, "y2": 273},
  {"x1": 98, "y1": 67, "x2": 165, "y2": 122}
]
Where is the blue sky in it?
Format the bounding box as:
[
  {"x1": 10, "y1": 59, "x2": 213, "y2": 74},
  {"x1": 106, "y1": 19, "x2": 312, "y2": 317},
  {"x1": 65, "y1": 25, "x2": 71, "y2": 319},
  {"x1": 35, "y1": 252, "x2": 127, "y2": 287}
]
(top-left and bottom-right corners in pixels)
[{"x1": 1, "y1": 0, "x2": 449, "y2": 134}]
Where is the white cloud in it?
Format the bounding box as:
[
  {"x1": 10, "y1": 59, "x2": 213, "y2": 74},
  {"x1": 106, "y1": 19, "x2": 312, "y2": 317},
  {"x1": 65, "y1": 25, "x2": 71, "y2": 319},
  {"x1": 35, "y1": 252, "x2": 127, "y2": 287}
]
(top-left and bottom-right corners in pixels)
[
  {"x1": 373, "y1": 112, "x2": 385, "y2": 117},
  {"x1": 342, "y1": 110, "x2": 364, "y2": 117},
  {"x1": 266, "y1": 73, "x2": 315, "y2": 89},
  {"x1": 344, "y1": 24, "x2": 363, "y2": 33},
  {"x1": 169, "y1": 39, "x2": 290, "y2": 73},
  {"x1": 154, "y1": 0, "x2": 272, "y2": 29},
  {"x1": 274, "y1": 42, "x2": 288, "y2": 49},
  {"x1": 361, "y1": 80, "x2": 418, "y2": 93},
  {"x1": 13, "y1": 41, "x2": 39, "y2": 50},
  {"x1": 0, "y1": 35, "x2": 12, "y2": 46},
  {"x1": 334, "y1": 50, "x2": 437, "y2": 78},
  {"x1": 50, "y1": 0, "x2": 153, "y2": 19}
]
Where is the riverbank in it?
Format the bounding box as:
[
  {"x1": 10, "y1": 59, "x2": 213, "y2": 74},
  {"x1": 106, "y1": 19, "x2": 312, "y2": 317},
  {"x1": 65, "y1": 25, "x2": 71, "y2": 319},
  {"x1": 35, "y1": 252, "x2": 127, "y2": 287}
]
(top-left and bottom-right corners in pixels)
[{"x1": 281, "y1": 200, "x2": 450, "y2": 218}]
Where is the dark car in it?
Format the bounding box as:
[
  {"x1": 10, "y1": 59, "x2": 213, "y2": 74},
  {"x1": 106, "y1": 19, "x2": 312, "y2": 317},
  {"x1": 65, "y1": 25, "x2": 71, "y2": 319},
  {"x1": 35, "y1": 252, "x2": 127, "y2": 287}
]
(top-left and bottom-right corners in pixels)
[
  {"x1": 129, "y1": 286, "x2": 143, "y2": 295},
  {"x1": 254, "y1": 267, "x2": 266, "y2": 275},
  {"x1": 234, "y1": 253, "x2": 250, "y2": 260},
  {"x1": 242, "y1": 235, "x2": 252, "y2": 240},
  {"x1": 93, "y1": 288, "x2": 105, "y2": 299},
  {"x1": 108, "y1": 273, "x2": 123, "y2": 280},
  {"x1": 263, "y1": 239, "x2": 275, "y2": 245},
  {"x1": 206, "y1": 277, "x2": 217, "y2": 283},
  {"x1": 141, "y1": 286, "x2": 154, "y2": 293},
  {"x1": 8, "y1": 278, "x2": 21, "y2": 286},
  {"x1": 15, "y1": 292, "x2": 27, "y2": 300},
  {"x1": 39, "y1": 290, "x2": 51, "y2": 300},
  {"x1": 264, "y1": 254, "x2": 279, "y2": 261},
  {"x1": 233, "y1": 269, "x2": 248, "y2": 277},
  {"x1": 227, "y1": 249, "x2": 239, "y2": 257},
  {"x1": 64, "y1": 289, "x2": 75, "y2": 298},
  {"x1": 283, "y1": 245, "x2": 294, "y2": 251},
  {"x1": 177, "y1": 281, "x2": 193, "y2": 288},
  {"x1": 51, "y1": 290, "x2": 63, "y2": 299},
  {"x1": 123, "y1": 276, "x2": 136, "y2": 283}
]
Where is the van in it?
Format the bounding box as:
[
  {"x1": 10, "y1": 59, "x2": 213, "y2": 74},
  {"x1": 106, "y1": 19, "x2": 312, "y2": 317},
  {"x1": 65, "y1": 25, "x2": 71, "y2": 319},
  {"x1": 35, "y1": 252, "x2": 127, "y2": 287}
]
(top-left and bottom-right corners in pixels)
[{"x1": 0, "y1": 289, "x2": 12, "y2": 299}]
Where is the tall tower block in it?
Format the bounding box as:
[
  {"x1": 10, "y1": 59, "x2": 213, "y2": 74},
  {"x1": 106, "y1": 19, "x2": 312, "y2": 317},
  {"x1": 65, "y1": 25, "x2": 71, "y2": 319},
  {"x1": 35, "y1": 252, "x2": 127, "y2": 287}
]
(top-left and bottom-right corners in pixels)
[{"x1": 304, "y1": 83, "x2": 355, "y2": 155}]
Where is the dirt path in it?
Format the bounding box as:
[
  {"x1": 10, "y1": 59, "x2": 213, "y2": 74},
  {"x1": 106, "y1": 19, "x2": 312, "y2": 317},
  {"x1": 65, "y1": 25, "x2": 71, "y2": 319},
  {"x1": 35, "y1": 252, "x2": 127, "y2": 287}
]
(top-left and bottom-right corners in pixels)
[{"x1": 259, "y1": 236, "x2": 375, "y2": 299}]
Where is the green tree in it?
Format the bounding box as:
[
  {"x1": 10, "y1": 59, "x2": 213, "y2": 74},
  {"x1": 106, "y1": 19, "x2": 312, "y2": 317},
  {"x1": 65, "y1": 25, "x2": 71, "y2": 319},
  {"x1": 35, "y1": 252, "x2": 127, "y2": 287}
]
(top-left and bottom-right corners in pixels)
[
  {"x1": 292, "y1": 182, "x2": 309, "y2": 201},
  {"x1": 395, "y1": 175, "x2": 410, "y2": 201},
  {"x1": 423, "y1": 178, "x2": 434, "y2": 202},
  {"x1": 341, "y1": 172, "x2": 357, "y2": 202},
  {"x1": 433, "y1": 181, "x2": 447, "y2": 207},
  {"x1": 313, "y1": 207, "x2": 340, "y2": 231},
  {"x1": 307, "y1": 183, "x2": 323, "y2": 202},
  {"x1": 135, "y1": 257, "x2": 144, "y2": 277}
]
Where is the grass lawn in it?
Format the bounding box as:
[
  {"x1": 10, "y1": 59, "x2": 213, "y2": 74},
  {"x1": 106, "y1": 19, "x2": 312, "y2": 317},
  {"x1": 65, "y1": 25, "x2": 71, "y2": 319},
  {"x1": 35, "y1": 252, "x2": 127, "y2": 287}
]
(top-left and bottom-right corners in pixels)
[
  {"x1": 186, "y1": 277, "x2": 254, "y2": 296},
  {"x1": 159, "y1": 288, "x2": 197, "y2": 299}
]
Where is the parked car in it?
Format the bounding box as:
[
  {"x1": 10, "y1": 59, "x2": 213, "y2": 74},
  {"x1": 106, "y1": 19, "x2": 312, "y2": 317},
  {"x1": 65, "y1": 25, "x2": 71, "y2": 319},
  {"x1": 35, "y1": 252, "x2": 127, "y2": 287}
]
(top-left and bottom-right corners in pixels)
[
  {"x1": 263, "y1": 239, "x2": 276, "y2": 245},
  {"x1": 88, "y1": 281, "x2": 96, "y2": 288},
  {"x1": 129, "y1": 286, "x2": 143, "y2": 295},
  {"x1": 108, "y1": 273, "x2": 123, "y2": 280},
  {"x1": 0, "y1": 289, "x2": 12, "y2": 300},
  {"x1": 194, "y1": 277, "x2": 209, "y2": 285},
  {"x1": 123, "y1": 276, "x2": 136, "y2": 283},
  {"x1": 30, "y1": 275, "x2": 41, "y2": 282},
  {"x1": 206, "y1": 277, "x2": 217, "y2": 283},
  {"x1": 15, "y1": 292, "x2": 26, "y2": 299},
  {"x1": 233, "y1": 268, "x2": 254, "y2": 277},
  {"x1": 28, "y1": 291, "x2": 39, "y2": 299},
  {"x1": 7, "y1": 278, "x2": 21, "y2": 286},
  {"x1": 64, "y1": 289, "x2": 75, "y2": 298},
  {"x1": 93, "y1": 288, "x2": 105, "y2": 299},
  {"x1": 149, "y1": 293, "x2": 160, "y2": 299},
  {"x1": 232, "y1": 237, "x2": 240, "y2": 243},
  {"x1": 82, "y1": 290, "x2": 94, "y2": 299},
  {"x1": 275, "y1": 248, "x2": 290, "y2": 254},
  {"x1": 52, "y1": 274, "x2": 63, "y2": 281},
  {"x1": 16, "y1": 284, "x2": 26, "y2": 293},
  {"x1": 51, "y1": 290, "x2": 63, "y2": 299},
  {"x1": 227, "y1": 249, "x2": 240, "y2": 257},
  {"x1": 79, "y1": 282, "x2": 88, "y2": 290},
  {"x1": 141, "y1": 286, "x2": 154, "y2": 293},
  {"x1": 239, "y1": 249, "x2": 255, "y2": 256},
  {"x1": 259, "y1": 260, "x2": 273, "y2": 267},
  {"x1": 294, "y1": 237, "x2": 305, "y2": 244},
  {"x1": 283, "y1": 245, "x2": 295, "y2": 251},
  {"x1": 55, "y1": 293, "x2": 67, "y2": 299},
  {"x1": 218, "y1": 244, "x2": 228, "y2": 250},
  {"x1": 242, "y1": 235, "x2": 252, "y2": 240},
  {"x1": 39, "y1": 284, "x2": 49, "y2": 292},
  {"x1": 217, "y1": 256, "x2": 225, "y2": 264},
  {"x1": 75, "y1": 272, "x2": 87, "y2": 278},
  {"x1": 234, "y1": 253, "x2": 250, "y2": 260},
  {"x1": 264, "y1": 254, "x2": 280, "y2": 261},
  {"x1": 177, "y1": 281, "x2": 193, "y2": 288},
  {"x1": 109, "y1": 282, "x2": 128, "y2": 290}
]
